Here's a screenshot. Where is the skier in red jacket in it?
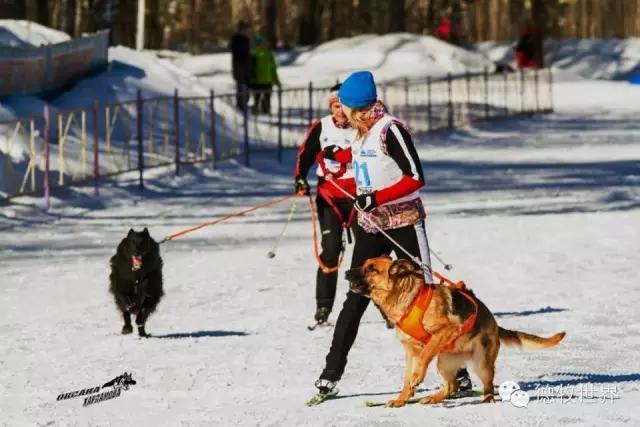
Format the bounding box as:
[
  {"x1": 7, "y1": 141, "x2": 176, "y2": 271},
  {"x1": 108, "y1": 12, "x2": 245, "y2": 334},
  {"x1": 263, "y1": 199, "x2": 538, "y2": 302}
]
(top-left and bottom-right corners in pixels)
[{"x1": 294, "y1": 84, "x2": 357, "y2": 327}]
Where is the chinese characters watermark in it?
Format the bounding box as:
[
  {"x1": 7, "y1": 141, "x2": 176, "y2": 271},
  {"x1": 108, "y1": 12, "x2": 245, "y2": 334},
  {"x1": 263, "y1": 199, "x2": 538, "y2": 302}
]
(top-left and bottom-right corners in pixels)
[{"x1": 499, "y1": 380, "x2": 620, "y2": 408}]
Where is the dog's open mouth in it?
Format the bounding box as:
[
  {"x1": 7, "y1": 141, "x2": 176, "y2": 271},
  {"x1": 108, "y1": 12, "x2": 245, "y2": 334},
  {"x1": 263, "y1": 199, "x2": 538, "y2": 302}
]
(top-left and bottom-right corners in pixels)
[
  {"x1": 131, "y1": 256, "x2": 143, "y2": 271},
  {"x1": 348, "y1": 280, "x2": 370, "y2": 296},
  {"x1": 345, "y1": 267, "x2": 370, "y2": 296}
]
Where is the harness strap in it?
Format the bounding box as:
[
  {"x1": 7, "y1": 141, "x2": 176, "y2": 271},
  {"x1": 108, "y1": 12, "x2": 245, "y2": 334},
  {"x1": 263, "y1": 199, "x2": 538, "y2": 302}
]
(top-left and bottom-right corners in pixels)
[
  {"x1": 396, "y1": 279, "x2": 479, "y2": 351},
  {"x1": 442, "y1": 289, "x2": 478, "y2": 352},
  {"x1": 397, "y1": 284, "x2": 434, "y2": 344},
  {"x1": 317, "y1": 183, "x2": 356, "y2": 228}
]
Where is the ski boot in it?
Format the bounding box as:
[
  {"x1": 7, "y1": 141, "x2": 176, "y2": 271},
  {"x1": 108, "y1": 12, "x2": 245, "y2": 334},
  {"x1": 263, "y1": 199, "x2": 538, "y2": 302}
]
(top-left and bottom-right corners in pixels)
[
  {"x1": 308, "y1": 307, "x2": 331, "y2": 331},
  {"x1": 306, "y1": 379, "x2": 338, "y2": 406},
  {"x1": 451, "y1": 368, "x2": 474, "y2": 398}
]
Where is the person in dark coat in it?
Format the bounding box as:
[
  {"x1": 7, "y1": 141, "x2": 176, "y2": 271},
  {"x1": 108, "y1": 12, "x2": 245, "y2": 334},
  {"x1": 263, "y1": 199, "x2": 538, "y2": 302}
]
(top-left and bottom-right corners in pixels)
[
  {"x1": 229, "y1": 20, "x2": 251, "y2": 110},
  {"x1": 515, "y1": 26, "x2": 536, "y2": 69}
]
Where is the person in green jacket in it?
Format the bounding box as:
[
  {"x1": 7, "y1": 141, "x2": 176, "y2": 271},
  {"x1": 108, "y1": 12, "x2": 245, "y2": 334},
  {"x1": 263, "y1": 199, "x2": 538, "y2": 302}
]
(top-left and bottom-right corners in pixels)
[{"x1": 250, "y1": 34, "x2": 280, "y2": 114}]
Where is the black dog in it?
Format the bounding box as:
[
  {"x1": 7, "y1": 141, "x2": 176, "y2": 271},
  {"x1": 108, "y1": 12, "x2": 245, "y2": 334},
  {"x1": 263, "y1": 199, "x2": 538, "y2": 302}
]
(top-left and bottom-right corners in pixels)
[{"x1": 109, "y1": 228, "x2": 164, "y2": 337}]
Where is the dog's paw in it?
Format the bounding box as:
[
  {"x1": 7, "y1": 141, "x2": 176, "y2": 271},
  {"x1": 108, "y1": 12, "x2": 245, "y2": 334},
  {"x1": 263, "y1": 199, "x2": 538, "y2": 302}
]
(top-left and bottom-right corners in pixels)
[
  {"x1": 121, "y1": 325, "x2": 133, "y2": 335},
  {"x1": 482, "y1": 394, "x2": 496, "y2": 403},
  {"x1": 137, "y1": 325, "x2": 149, "y2": 337},
  {"x1": 420, "y1": 393, "x2": 445, "y2": 405},
  {"x1": 384, "y1": 399, "x2": 407, "y2": 408}
]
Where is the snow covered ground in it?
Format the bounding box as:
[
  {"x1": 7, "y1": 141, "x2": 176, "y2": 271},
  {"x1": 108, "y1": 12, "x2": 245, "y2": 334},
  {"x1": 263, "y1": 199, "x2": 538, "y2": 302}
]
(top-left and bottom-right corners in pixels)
[
  {"x1": 1, "y1": 102, "x2": 639, "y2": 425},
  {"x1": 0, "y1": 19, "x2": 69, "y2": 48}
]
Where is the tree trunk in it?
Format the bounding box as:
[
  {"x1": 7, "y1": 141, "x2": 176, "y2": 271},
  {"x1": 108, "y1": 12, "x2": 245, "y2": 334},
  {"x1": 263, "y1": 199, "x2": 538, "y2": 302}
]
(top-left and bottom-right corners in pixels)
[
  {"x1": 531, "y1": 0, "x2": 546, "y2": 67},
  {"x1": 263, "y1": 0, "x2": 277, "y2": 48},
  {"x1": 389, "y1": 0, "x2": 405, "y2": 32},
  {"x1": 0, "y1": 0, "x2": 27, "y2": 19},
  {"x1": 66, "y1": 0, "x2": 77, "y2": 36},
  {"x1": 327, "y1": 0, "x2": 337, "y2": 40},
  {"x1": 298, "y1": 0, "x2": 319, "y2": 46}
]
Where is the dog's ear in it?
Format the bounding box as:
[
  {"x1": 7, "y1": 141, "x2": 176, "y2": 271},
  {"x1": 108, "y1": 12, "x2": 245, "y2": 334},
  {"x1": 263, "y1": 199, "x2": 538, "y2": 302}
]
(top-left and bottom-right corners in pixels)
[
  {"x1": 143, "y1": 227, "x2": 149, "y2": 236},
  {"x1": 389, "y1": 259, "x2": 424, "y2": 281},
  {"x1": 388, "y1": 259, "x2": 420, "y2": 279},
  {"x1": 389, "y1": 259, "x2": 424, "y2": 292},
  {"x1": 128, "y1": 228, "x2": 134, "y2": 236}
]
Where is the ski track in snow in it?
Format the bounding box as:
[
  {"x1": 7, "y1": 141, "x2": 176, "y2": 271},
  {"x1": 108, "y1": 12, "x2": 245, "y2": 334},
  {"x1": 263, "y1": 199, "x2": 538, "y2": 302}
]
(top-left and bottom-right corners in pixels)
[{"x1": 1, "y1": 111, "x2": 639, "y2": 426}]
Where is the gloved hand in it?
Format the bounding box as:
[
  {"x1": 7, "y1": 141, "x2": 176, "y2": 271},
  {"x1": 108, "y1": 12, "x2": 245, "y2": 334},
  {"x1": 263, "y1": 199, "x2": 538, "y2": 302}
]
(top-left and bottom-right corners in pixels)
[
  {"x1": 294, "y1": 177, "x2": 310, "y2": 195},
  {"x1": 322, "y1": 145, "x2": 342, "y2": 161},
  {"x1": 354, "y1": 192, "x2": 378, "y2": 212}
]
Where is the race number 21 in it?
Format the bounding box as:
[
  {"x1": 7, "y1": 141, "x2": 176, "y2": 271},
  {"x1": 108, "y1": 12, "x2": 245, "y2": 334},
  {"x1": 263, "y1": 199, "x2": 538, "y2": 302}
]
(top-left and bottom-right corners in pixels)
[{"x1": 354, "y1": 161, "x2": 371, "y2": 187}]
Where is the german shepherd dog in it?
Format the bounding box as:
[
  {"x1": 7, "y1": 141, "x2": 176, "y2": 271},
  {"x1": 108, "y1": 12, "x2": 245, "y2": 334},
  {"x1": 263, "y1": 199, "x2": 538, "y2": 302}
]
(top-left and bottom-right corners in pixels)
[
  {"x1": 109, "y1": 228, "x2": 164, "y2": 337},
  {"x1": 346, "y1": 257, "x2": 565, "y2": 407}
]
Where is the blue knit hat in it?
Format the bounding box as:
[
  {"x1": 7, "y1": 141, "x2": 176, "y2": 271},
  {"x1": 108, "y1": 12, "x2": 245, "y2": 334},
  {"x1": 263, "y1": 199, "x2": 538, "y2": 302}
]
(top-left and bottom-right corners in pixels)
[{"x1": 339, "y1": 71, "x2": 377, "y2": 109}]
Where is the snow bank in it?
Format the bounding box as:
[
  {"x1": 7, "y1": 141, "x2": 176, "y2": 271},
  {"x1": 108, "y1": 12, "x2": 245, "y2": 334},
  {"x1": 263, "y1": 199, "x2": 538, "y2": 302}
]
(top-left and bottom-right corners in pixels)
[
  {"x1": 176, "y1": 33, "x2": 495, "y2": 90},
  {"x1": 0, "y1": 19, "x2": 70, "y2": 47},
  {"x1": 476, "y1": 38, "x2": 640, "y2": 81},
  {"x1": 52, "y1": 46, "x2": 210, "y2": 110}
]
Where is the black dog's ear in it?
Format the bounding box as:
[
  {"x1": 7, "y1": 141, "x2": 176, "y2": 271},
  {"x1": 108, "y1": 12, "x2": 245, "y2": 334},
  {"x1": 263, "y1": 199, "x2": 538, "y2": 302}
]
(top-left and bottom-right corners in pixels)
[
  {"x1": 143, "y1": 227, "x2": 149, "y2": 235},
  {"x1": 128, "y1": 228, "x2": 135, "y2": 236}
]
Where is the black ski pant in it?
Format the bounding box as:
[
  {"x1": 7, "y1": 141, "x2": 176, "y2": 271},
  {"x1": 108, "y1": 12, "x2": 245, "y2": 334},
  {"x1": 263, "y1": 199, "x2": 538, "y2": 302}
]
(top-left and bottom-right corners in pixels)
[
  {"x1": 235, "y1": 80, "x2": 249, "y2": 111},
  {"x1": 320, "y1": 219, "x2": 433, "y2": 382},
  {"x1": 316, "y1": 196, "x2": 353, "y2": 312}
]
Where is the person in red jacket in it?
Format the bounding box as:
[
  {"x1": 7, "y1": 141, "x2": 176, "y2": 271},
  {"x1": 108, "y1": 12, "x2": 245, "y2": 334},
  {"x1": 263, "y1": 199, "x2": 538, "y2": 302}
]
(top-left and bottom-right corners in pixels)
[
  {"x1": 433, "y1": 17, "x2": 451, "y2": 41},
  {"x1": 294, "y1": 84, "x2": 357, "y2": 326},
  {"x1": 516, "y1": 26, "x2": 536, "y2": 69},
  {"x1": 311, "y1": 71, "x2": 471, "y2": 402}
]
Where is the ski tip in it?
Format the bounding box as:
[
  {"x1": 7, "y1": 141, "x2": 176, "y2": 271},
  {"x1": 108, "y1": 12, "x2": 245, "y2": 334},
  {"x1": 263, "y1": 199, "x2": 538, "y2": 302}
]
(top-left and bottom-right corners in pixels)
[{"x1": 306, "y1": 390, "x2": 338, "y2": 406}]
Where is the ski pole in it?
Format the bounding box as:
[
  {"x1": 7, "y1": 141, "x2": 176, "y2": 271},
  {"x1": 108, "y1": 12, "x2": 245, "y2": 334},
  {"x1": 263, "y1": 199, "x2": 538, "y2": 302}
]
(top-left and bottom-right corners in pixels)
[
  {"x1": 322, "y1": 176, "x2": 455, "y2": 276},
  {"x1": 267, "y1": 199, "x2": 298, "y2": 258}
]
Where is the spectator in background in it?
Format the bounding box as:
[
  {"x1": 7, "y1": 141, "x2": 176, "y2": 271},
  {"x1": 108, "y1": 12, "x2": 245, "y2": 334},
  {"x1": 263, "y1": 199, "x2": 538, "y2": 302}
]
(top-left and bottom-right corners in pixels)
[
  {"x1": 516, "y1": 26, "x2": 536, "y2": 69},
  {"x1": 229, "y1": 20, "x2": 251, "y2": 110},
  {"x1": 250, "y1": 34, "x2": 280, "y2": 114},
  {"x1": 432, "y1": 16, "x2": 451, "y2": 42}
]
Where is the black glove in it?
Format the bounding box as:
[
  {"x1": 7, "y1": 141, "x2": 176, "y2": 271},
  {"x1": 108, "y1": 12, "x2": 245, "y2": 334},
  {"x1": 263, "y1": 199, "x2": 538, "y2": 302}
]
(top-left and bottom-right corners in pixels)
[
  {"x1": 322, "y1": 144, "x2": 341, "y2": 161},
  {"x1": 354, "y1": 192, "x2": 378, "y2": 212},
  {"x1": 294, "y1": 177, "x2": 310, "y2": 195}
]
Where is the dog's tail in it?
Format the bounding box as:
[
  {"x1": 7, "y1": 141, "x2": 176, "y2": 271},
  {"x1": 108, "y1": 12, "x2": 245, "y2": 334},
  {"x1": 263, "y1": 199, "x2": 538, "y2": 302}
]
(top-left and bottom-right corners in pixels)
[{"x1": 498, "y1": 327, "x2": 565, "y2": 350}]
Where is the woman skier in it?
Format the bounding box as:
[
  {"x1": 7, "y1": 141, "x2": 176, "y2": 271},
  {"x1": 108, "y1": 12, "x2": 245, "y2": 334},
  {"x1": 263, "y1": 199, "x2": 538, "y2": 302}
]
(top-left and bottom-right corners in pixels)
[{"x1": 309, "y1": 71, "x2": 472, "y2": 403}]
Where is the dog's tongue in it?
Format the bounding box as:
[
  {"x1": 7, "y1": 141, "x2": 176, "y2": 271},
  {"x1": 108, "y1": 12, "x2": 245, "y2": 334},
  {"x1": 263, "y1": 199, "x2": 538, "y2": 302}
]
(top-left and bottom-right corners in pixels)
[{"x1": 132, "y1": 256, "x2": 142, "y2": 270}]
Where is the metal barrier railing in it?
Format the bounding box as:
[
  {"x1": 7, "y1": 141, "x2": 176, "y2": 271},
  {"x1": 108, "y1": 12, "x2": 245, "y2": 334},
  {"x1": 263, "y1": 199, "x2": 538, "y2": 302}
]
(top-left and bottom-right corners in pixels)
[{"x1": 0, "y1": 67, "x2": 553, "y2": 203}]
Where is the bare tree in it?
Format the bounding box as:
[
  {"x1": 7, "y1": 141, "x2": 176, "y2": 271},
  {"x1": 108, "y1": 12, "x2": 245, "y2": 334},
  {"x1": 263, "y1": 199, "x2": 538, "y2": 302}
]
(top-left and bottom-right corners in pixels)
[
  {"x1": 531, "y1": 0, "x2": 546, "y2": 67},
  {"x1": 0, "y1": 0, "x2": 27, "y2": 19},
  {"x1": 263, "y1": 0, "x2": 277, "y2": 47},
  {"x1": 389, "y1": 0, "x2": 406, "y2": 32},
  {"x1": 298, "y1": 0, "x2": 319, "y2": 45}
]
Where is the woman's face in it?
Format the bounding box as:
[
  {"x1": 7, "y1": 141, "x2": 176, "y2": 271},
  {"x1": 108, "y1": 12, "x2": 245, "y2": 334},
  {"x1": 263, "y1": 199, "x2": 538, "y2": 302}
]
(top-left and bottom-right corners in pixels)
[
  {"x1": 340, "y1": 104, "x2": 352, "y2": 122},
  {"x1": 331, "y1": 102, "x2": 347, "y2": 123}
]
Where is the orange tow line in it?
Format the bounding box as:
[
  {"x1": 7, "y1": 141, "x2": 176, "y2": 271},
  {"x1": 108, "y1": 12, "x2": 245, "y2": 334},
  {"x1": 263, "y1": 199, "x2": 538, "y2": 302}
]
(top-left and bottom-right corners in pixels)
[
  {"x1": 159, "y1": 194, "x2": 298, "y2": 243},
  {"x1": 307, "y1": 193, "x2": 346, "y2": 274}
]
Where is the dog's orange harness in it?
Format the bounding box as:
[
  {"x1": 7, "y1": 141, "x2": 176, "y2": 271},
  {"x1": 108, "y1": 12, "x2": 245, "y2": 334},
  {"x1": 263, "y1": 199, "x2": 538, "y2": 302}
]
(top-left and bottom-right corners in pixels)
[{"x1": 396, "y1": 279, "x2": 478, "y2": 352}]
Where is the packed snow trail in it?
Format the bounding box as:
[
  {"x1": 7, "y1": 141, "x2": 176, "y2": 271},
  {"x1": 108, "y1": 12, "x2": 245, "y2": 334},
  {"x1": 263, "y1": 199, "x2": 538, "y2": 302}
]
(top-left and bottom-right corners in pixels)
[{"x1": 1, "y1": 111, "x2": 639, "y2": 426}]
